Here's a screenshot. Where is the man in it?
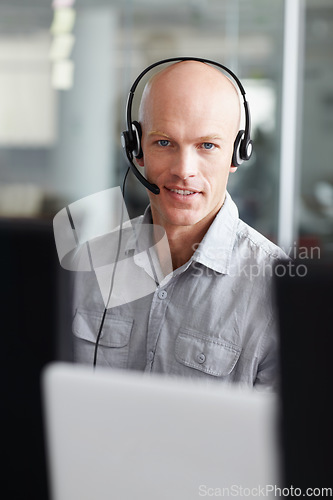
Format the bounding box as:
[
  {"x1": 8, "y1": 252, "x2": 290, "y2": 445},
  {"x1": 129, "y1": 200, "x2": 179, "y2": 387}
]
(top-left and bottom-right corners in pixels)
[{"x1": 72, "y1": 61, "x2": 286, "y2": 389}]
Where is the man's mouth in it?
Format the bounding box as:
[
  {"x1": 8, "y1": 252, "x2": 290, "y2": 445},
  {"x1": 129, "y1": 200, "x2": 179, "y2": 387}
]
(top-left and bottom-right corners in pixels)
[{"x1": 169, "y1": 188, "x2": 196, "y2": 196}]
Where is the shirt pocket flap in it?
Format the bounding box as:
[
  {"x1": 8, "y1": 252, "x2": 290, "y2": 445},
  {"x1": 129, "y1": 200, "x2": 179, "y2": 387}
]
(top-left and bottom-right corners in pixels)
[
  {"x1": 175, "y1": 329, "x2": 241, "y2": 377},
  {"x1": 73, "y1": 309, "x2": 132, "y2": 348}
]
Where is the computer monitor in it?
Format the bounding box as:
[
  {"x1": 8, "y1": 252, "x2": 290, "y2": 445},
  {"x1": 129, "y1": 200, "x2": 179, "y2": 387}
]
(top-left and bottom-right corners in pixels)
[
  {"x1": 1, "y1": 217, "x2": 74, "y2": 500},
  {"x1": 274, "y1": 258, "x2": 333, "y2": 490},
  {"x1": 42, "y1": 362, "x2": 279, "y2": 500}
]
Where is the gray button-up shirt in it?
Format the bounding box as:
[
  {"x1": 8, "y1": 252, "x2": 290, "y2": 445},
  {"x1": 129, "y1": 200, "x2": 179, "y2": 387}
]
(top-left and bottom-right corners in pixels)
[{"x1": 72, "y1": 192, "x2": 287, "y2": 389}]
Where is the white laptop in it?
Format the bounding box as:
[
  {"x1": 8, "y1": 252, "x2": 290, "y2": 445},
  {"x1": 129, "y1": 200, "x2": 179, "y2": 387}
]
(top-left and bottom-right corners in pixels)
[{"x1": 42, "y1": 363, "x2": 281, "y2": 500}]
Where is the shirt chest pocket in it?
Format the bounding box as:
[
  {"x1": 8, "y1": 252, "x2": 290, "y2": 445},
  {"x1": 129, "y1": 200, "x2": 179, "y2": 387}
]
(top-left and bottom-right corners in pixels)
[
  {"x1": 72, "y1": 309, "x2": 133, "y2": 368},
  {"x1": 175, "y1": 329, "x2": 241, "y2": 377}
]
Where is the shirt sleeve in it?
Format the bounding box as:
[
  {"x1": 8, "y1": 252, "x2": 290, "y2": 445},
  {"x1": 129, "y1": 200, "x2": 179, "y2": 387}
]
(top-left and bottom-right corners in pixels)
[{"x1": 253, "y1": 313, "x2": 280, "y2": 391}]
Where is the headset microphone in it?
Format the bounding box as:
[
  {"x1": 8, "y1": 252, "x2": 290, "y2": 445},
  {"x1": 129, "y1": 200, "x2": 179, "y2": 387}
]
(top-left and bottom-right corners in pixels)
[{"x1": 121, "y1": 56, "x2": 253, "y2": 195}]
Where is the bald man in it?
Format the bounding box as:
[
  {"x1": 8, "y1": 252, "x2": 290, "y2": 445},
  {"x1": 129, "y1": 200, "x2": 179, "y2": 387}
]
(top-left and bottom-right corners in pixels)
[
  {"x1": 137, "y1": 61, "x2": 241, "y2": 270},
  {"x1": 73, "y1": 61, "x2": 287, "y2": 389}
]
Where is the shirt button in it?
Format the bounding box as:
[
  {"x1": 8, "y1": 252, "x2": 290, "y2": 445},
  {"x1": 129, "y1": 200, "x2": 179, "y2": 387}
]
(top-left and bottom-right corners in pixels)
[
  {"x1": 158, "y1": 290, "x2": 167, "y2": 300},
  {"x1": 148, "y1": 351, "x2": 154, "y2": 361},
  {"x1": 197, "y1": 353, "x2": 206, "y2": 364}
]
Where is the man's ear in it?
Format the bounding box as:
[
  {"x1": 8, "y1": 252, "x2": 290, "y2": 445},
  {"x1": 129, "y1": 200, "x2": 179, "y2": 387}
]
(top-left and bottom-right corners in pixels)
[
  {"x1": 230, "y1": 165, "x2": 238, "y2": 173},
  {"x1": 136, "y1": 155, "x2": 144, "y2": 167}
]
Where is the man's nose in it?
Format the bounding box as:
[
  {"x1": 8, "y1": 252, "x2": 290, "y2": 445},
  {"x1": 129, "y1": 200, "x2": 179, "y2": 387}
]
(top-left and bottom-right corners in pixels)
[{"x1": 169, "y1": 147, "x2": 197, "y2": 180}]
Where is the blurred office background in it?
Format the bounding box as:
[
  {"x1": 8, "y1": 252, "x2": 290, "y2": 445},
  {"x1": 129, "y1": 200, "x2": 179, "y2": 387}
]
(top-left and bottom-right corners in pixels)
[{"x1": 0, "y1": 0, "x2": 332, "y2": 256}]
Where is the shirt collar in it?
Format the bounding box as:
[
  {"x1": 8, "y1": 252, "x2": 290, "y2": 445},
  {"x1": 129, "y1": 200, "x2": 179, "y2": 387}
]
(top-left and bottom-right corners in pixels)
[
  {"x1": 191, "y1": 192, "x2": 239, "y2": 275},
  {"x1": 125, "y1": 206, "x2": 154, "y2": 255},
  {"x1": 125, "y1": 207, "x2": 173, "y2": 284}
]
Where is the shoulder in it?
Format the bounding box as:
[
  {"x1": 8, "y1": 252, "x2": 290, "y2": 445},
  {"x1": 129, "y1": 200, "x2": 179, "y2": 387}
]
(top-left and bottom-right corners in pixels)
[
  {"x1": 235, "y1": 218, "x2": 288, "y2": 263},
  {"x1": 227, "y1": 219, "x2": 289, "y2": 284}
]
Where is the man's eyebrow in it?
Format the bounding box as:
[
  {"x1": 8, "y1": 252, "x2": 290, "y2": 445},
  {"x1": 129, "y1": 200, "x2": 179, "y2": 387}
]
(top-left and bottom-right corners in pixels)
[
  {"x1": 198, "y1": 135, "x2": 223, "y2": 142},
  {"x1": 148, "y1": 131, "x2": 223, "y2": 142},
  {"x1": 148, "y1": 130, "x2": 172, "y2": 138}
]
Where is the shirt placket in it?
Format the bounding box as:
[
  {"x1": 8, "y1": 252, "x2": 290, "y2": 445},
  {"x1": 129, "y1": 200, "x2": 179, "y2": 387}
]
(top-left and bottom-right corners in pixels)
[{"x1": 144, "y1": 277, "x2": 176, "y2": 372}]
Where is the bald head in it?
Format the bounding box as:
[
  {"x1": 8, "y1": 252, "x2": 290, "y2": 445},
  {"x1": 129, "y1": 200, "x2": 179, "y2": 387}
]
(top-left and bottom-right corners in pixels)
[{"x1": 138, "y1": 60, "x2": 241, "y2": 140}]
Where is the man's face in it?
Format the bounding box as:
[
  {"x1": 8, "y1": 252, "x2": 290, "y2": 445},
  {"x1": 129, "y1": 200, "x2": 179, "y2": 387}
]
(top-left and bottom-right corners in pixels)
[{"x1": 137, "y1": 63, "x2": 239, "y2": 232}]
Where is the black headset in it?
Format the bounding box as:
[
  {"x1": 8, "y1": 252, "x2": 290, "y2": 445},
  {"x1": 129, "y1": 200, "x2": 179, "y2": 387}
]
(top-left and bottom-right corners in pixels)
[{"x1": 121, "y1": 56, "x2": 253, "y2": 195}]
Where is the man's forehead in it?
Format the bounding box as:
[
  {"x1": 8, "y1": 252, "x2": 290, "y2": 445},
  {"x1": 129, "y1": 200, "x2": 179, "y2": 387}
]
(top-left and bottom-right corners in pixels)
[{"x1": 139, "y1": 61, "x2": 241, "y2": 135}]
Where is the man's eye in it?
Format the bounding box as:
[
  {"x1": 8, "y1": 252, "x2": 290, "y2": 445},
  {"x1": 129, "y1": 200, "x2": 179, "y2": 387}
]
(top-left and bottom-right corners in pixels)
[
  {"x1": 158, "y1": 140, "x2": 170, "y2": 147},
  {"x1": 202, "y1": 142, "x2": 215, "y2": 150}
]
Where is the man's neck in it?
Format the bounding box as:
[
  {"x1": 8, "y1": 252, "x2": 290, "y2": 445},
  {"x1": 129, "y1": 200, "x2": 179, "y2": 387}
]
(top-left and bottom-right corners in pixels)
[
  {"x1": 166, "y1": 224, "x2": 207, "y2": 270},
  {"x1": 152, "y1": 216, "x2": 212, "y2": 272}
]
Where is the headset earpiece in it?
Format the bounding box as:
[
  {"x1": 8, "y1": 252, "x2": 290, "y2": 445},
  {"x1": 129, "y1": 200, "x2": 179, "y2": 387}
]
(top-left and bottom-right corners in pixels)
[
  {"x1": 232, "y1": 130, "x2": 245, "y2": 168},
  {"x1": 232, "y1": 130, "x2": 253, "y2": 168},
  {"x1": 121, "y1": 121, "x2": 143, "y2": 159},
  {"x1": 240, "y1": 134, "x2": 253, "y2": 162},
  {"x1": 132, "y1": 121, "x2": 143, "y2": 159}
]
